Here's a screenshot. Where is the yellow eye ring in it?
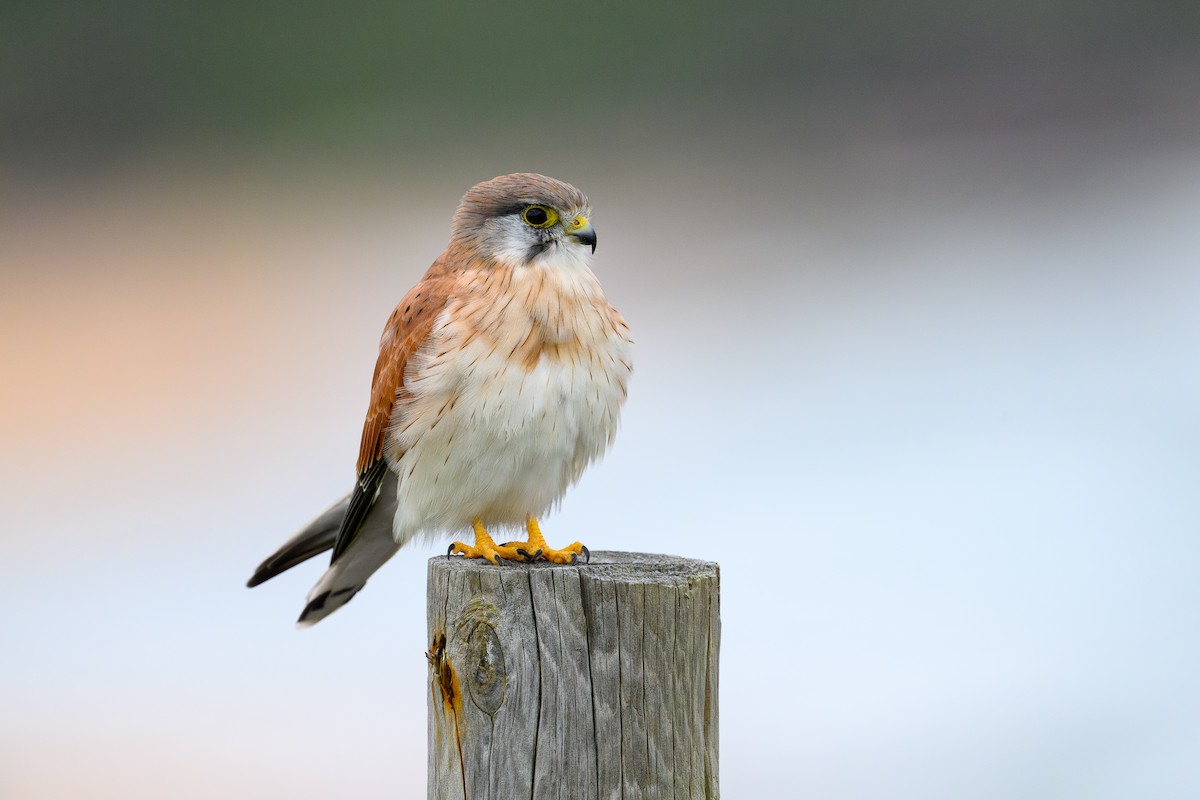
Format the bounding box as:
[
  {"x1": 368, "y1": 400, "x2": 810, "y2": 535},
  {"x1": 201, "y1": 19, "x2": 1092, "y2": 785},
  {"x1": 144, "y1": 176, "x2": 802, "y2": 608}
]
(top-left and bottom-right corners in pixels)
[{"x1": 521, "y1": 205, "x2": 559, "y2": 229}]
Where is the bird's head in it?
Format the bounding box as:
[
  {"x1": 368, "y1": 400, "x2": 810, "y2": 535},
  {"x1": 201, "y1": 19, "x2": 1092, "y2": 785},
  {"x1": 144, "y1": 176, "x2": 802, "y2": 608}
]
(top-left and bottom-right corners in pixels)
[{"x1": 450, "y1": 173, "x2": 597, "y2": 267}]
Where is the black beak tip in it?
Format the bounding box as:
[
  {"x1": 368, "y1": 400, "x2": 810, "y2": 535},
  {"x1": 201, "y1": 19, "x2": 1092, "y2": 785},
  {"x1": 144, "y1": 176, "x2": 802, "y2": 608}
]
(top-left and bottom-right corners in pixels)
[{"x1": 574, "y1": 227, "x2": 597, "y2": 254}]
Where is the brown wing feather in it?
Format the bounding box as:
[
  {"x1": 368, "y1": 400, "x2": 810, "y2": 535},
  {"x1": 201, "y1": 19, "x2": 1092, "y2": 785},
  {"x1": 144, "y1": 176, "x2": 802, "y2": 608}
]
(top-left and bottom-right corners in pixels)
[{"x1": 356, "y1": 263, "x2": 458, "y2": 475}]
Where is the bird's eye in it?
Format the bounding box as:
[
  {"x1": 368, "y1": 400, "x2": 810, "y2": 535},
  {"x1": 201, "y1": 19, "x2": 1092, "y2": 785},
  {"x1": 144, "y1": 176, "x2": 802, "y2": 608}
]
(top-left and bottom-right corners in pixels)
[{"x1": 522, "y1": 205, "x2": 558, "y2": 228}]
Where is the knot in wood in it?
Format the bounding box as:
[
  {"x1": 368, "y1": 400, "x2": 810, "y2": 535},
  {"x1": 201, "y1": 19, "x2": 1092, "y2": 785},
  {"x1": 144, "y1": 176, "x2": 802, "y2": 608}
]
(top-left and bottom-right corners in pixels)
[{"x1": 464, "y1": 620, "x2": 506, "y2": 715}]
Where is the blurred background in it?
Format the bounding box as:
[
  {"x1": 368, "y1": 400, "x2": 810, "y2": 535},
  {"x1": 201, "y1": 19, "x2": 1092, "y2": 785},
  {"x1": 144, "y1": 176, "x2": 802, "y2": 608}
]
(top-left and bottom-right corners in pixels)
[{"x1": 2, "y1": 2, "x2": 1198, "y2": 798}]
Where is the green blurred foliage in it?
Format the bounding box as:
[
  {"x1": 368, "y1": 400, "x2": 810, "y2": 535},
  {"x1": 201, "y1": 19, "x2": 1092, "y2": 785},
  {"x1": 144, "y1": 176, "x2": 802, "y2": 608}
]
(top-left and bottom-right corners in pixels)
[{"x1": 1, "y1": 0, "x2": 1196, "y2": 164}]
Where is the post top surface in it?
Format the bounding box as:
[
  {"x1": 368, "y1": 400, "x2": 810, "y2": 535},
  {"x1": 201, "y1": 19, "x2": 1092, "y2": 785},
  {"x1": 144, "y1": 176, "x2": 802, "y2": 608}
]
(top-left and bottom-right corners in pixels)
[{"x1": 429, "y1": 550, "x2": 718, "y2": 585}]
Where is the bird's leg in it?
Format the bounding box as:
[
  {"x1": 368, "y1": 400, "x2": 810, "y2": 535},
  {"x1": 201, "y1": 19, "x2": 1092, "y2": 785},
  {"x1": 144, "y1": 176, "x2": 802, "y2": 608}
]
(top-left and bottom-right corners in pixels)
[
  {"x1": 448, "y1": 518, "x2": 521, "y2": 565},
  {"x1": 502, "y1": 517, "x2": 589, "y2": 565}
]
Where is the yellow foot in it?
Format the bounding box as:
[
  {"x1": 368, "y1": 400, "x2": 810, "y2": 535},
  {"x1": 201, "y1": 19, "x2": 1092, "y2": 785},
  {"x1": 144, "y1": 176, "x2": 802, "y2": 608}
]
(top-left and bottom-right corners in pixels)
[
  {"x1": 448, "y1": 519, "x2": 523, "y2": 565},
  {"x1": 500, "y1": 517, "x2": 590, "y2": 565}
]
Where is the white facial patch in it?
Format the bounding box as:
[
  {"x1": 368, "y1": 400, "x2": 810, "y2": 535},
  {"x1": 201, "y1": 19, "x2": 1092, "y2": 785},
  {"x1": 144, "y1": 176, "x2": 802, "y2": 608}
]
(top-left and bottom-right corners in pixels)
[{"x1": 479, "y1": 213, "x2": 593, "y2": 268}]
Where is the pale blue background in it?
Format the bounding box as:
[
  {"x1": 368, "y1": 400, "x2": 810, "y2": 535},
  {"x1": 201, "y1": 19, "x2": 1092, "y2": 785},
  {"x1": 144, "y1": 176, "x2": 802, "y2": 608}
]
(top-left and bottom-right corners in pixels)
[{"x1": 2, "y1": 3, "x2": 1199, "y2": 798}]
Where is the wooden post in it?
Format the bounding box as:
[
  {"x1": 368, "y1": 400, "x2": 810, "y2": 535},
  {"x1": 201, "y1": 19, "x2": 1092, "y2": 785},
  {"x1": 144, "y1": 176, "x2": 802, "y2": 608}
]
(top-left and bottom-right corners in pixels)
[{"x1": 427, "y1": 551, "x2": 720, "y2": 800}]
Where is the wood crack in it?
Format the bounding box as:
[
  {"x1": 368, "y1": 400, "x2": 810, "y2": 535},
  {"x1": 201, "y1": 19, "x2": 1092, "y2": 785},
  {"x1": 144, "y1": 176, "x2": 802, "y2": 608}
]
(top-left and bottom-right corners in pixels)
[
  {"x1": 527, "y1": 569, "x2": 542, "y2": 800},
  {"x1": 581, "y1": 575, "x2": 602, "y2": 799}
]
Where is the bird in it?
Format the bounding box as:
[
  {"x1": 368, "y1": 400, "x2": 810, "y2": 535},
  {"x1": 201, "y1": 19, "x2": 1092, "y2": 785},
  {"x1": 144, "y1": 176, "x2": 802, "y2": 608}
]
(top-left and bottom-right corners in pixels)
[{"x1": 247, "y1": 173, "x2": 633, "y2": 627}]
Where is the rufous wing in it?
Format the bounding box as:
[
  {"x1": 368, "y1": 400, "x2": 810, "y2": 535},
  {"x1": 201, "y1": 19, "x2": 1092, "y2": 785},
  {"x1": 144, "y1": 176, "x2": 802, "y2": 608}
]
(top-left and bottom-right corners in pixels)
[
  {"x1": 355, "y1": 270, "x2": 455, "y2": 475},
  {"x1": 330, "y1": 269, "x2": 455, "y2": 564}
]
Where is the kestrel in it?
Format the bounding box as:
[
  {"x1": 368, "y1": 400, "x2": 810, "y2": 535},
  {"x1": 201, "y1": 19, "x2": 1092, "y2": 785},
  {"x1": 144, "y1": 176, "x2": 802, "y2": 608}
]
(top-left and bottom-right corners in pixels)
[{"x1": 248, "y1": 173, "x2": 633, "y2": 626}]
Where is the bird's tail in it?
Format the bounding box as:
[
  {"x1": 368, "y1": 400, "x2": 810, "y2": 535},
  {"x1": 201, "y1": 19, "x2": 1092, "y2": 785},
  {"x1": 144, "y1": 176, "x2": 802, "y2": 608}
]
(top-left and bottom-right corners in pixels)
[
  {"x1": 247, "y1": 494, "x2": 350, "y2": 588},
  {"x1": 247, "y1": 475, "x2": 401, "y2": 627}
]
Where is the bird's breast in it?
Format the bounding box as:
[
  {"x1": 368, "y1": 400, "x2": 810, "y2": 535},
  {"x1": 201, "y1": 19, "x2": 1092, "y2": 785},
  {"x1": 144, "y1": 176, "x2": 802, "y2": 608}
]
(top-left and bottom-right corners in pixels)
[
  {"x1": 427, "y1": 264, "x2": 629, "y2": 434},
  {"x1": 386, "y1": 262, "x2": 632, "y2": 522}
]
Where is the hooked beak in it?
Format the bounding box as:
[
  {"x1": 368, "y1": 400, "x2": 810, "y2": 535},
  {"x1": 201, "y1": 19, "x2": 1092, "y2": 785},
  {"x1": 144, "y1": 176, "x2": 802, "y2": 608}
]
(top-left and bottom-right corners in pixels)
[{"x1": 565, "y1": 216, "x2": 597, "y2": 253}]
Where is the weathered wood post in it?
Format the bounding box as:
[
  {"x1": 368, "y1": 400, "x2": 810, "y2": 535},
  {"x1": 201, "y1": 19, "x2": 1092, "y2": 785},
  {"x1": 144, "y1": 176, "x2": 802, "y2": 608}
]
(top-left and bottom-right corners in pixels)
[{"x1": 427, "y1": 551, "x2": 720, "y2": 800}]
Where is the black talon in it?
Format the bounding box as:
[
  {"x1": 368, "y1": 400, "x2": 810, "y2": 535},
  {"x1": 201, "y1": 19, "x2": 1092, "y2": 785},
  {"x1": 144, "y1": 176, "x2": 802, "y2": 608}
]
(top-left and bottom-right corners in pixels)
[
  {"x1": 516, "y1": 548, "x2": 531, "y2": 561},
  {"x1": 447, "y1": 544, "x2": 456, "y2": 558},
  {"x1": 581, "y1": 545, "x2": 591, "y2": 564},
  {"x1": 569, "y1": 552, "x2": 578, "y2": 565},
  {"x1": 493, "y1": 554, "x2": 502, "y2": 566}
]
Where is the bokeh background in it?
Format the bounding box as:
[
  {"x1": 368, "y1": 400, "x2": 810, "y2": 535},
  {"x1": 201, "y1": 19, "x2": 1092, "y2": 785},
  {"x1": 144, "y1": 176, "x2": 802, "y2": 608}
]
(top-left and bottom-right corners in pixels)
[{"x1": 3, "y1": 2, "x2": 1198, "y2": 798}]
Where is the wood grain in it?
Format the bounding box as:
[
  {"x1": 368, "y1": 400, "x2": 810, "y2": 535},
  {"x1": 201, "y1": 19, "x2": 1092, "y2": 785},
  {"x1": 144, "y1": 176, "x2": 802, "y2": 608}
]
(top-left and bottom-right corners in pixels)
[{"x1": 427, "y1": 552, "x2": 720, "y2": 800}]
